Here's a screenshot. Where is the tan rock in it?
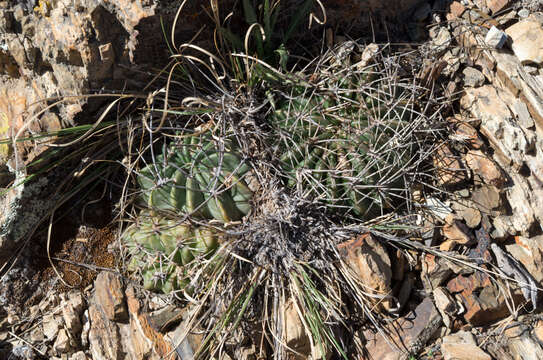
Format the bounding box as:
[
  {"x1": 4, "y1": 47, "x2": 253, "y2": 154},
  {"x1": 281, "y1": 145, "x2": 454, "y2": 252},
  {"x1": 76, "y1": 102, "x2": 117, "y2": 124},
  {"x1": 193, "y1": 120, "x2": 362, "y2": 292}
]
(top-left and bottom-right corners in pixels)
[
  {"x1": 29, "y1": 326, "x2": 44, "y2": 343},
  {"x1": 471, "y1": 185, "x2": 502, "y2": 214},
  {"x1": 443, "y1": 330, "x2": 476, "y2": 345},
  {"x1": 492, "y1": 215, "x2": 515, "y2": 239},
  {"x1": 534, "y1": 320, "x2": 543, "y2": 343},
  {"x1": 43, "y1": 313, "x2": 62, "y2": 341},
  {"x1": 283, "y1": 299, "x2": 311, "y2": 360},
  {"x1": 493, "y1": 51, "x2": 543, "y2": 134},
  {"x1": 463, "y1": 67, "x2": 485, "y2": 87},
  {"x1": 53, "y1": 329, "x2": 75, "y2": 354},
  {"x1": 94, "y1": 272, "x2": 127, "y2": 322},
  {"x1": 505, "y1": 324, "x2": 543, "y2": 359},
  {"x1": 464, "y1": 150, "x2": 504, "y2": 187},
  {"x1": 88, "y1": 303, "x2": 123, "y2": 360},
  {"x1": 362, "y1": 297, "x2": 441, "y2": 360},
  {"x1": 442, "y1": 218, "x2": 473, "y2": 250},
  {"x1": 433, "y1": 287, "x2": 457, "y2": 327},
  {"x1": 70, "y1": 351, "x2": 88, "y2": 360},
  {"x1": 506, "y1": 19, "x2": 543, "y2": 65},
  {"x1": 451, "y1": 199, "x2": 481, "y2": 228},
  {"x1": 448, "y1": 1, "x2": 466, "y2": 19},
  {"x1": 486, "y1": 0, "x2": 510, "y2": 14},
  {"x1": 125, "y1": 286, "x2": 171, "y2": 360},
  {"x1": 451, "y1": 121, "x2": 484, "y2": 149},
  {"x1": 61, "y1": 291, "x2": 85, "y2": 337},
  {"x1": 505, "y1": 235, "x2": 543, "y2": 284},
  {"x1": 511, "y1": 99, "x2": 535, "y2": 129},
  {"x1": 338, "y1": 234, "x2": 394, "y2": 312},
  {"x1": 441, "y1": 343, "x2": 491, "y2": 360},
  {"x1": 434, "y1": 287, "x2": 457, "y2": 315},
  {"x1": 506, "y1": 173, "x2": 536, "y2": 234},
  {"x1": 461, "y1": 86, "x2": 532, "y2": 170}
]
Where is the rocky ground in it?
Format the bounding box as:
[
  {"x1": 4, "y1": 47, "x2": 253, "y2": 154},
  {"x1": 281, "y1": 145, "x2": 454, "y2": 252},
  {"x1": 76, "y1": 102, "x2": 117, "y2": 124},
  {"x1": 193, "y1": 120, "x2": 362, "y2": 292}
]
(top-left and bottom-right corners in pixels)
[{"x1": 2, "y1": 0, "x2": 543, "y2": 359}]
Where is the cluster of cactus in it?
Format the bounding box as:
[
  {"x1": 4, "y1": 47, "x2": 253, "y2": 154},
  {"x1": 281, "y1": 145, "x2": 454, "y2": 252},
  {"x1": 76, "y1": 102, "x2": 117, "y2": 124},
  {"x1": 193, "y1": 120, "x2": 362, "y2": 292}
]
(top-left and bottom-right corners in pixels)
[
  {"x1": 123, "y1": 128, "x2": 252, "y2": 293},
  {"x1": 270, "y1": 74, "x2": 412, "y2": 218},
  {"x1": 125, "y1": 53, "x2": 415, "y2": 293},
  {"x1": 122, "y1": 215, "x2": 219, "y2": 293}
]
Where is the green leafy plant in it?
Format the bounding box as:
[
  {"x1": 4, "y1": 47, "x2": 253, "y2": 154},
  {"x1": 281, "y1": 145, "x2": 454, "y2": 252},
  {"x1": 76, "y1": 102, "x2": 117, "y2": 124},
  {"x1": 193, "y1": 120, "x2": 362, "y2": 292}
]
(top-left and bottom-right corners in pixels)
[{"x1": 220, "y1": 0, "x2": 314, "y2": 64}]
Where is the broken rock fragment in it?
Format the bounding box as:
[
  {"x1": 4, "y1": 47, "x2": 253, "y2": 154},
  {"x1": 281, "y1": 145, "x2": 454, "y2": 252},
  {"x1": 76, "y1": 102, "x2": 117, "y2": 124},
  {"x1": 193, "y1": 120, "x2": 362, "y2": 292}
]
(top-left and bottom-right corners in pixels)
[
  {"x1": 464, "y1": 150, "x2": 504, "y2": 187},
  {"x1": 337, "y1": 233, "x2": 395, "y2": 312},
  {"x1": 94, "y1": 272, "x2": 127, "y2": 322},
  {"x1": 506, "y1": 18, "x2": 543, "y2": 65},
  {"x1": 441, "y1": 330, "x2": 491, "y2": 360}
]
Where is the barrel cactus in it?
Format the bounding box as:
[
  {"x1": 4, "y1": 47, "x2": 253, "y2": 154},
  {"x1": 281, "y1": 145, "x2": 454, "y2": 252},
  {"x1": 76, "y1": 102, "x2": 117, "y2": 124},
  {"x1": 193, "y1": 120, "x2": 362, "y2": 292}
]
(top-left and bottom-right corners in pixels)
[
  {"x1": 137, "y1": 128, "x2": 253, "y2": 223},
  {"x1": 271, "y1": 73, "x2": 413, "y2": 218},
  {"x1": 122, "y1": 215, "x2": 220, "y2": 293}
]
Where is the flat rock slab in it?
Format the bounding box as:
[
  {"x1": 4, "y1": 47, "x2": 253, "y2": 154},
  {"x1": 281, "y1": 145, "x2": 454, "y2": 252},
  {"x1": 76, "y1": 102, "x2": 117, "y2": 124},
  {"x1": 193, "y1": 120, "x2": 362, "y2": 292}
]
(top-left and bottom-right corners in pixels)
[{"x1": 362, "y1": 297, "x2": 442, "y2": 359}]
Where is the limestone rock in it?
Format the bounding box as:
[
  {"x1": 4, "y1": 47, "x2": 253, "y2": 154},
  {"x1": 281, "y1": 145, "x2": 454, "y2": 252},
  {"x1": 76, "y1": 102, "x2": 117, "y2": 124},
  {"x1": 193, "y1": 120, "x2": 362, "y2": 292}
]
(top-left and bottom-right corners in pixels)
[
  {"x1": 534, "y1": 320, "x2": 543, "y2": 343},
  {"x1": 125, "y1": 286, "x2": 170, "y2": 360},
  {"x1": 486, "y1": 0, "x2": 510, "y2": 14},
  {"x1": 88, "y1": 303, "x2": 123, "y2": 360},
  {"x1": 448, "y1": 1, "x2": 466, "y2": 20},
  {"x1": 451, "y1": 199, "x2": 481, "y2": 228},
  {"x1": 492, "y1": 51, "x2": 543, "y2": 134},
  {"x1": 464, "y1": 150, "x2": 504, "y2": 187},
  {"x1": 485, "y1": 26, "x2": 507, "y2": 48},
  {"x1": 451, "y1": 121, "x2": 484, "y2": 149},
  {"x1": 94, "y1": 272, "x2": 127, "y2": 322},
  {"x1": 461, "y1": 86, "x2": 529, "y2": 170},
  {"x1": 61, "y1": 291, "x2": 85, "y2": 337},
  {"x1": 511, "y1": 99, "x2": 535, "y2": 129},
  {"x1": 70, "y1": 352, "x2": 89, "y2": 360},
  {"x1": 506, "y1": 173, "x2": 536, "y2": 234},
  {"x1": 43, "y1": 313, "x2": 62, "y2": 341},
  {"x1": 422, "y1": 254, "x2": 453, "y2": 291},
  {"x1": 441, "y1": 330, "x2": 491, "y2": 360},
  {"x1": 283, "y1": 299, "x2": 311, "y2": 360},
  {"x1": 471, "y1": 185, "x2": 502, "y2": 215},
  {"x1": 506, "y1": 18, "x2": 543, "y2": 65},
  {"x1": 53, "y1": 328, "x2": 75, "y2": 354},
  {"x1": 433, "y1": 287, "x2": 457, "y2": 328},
  {"x1": 441, "y1": 215, "x2": 473, "y2": 251},
  {"x1": 505, "y1": 324, "x2": 543, "y2": 359},
  {"x1": 505, "y1": 235, "x2": 543, "y2": 284},
  {"x1": 463, "y1": 67, "x2": 485, "y2": 87},
  {"x1": 337, "y1": 234, "x2": 395, "y2": 312},
  {"x1": 362, "y1": 297, "x2": 442, "y2": 360}
]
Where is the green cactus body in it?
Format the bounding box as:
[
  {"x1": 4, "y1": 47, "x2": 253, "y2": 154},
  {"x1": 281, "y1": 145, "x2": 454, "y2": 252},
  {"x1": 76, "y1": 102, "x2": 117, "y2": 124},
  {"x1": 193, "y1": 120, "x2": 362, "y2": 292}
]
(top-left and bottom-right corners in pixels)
[
  {"x1": 123, "y1": 216, "x2": 219, "y2": 293},
  {"x1": 271, "y1": 79, "x2": 410, "y2": 218},
  {"x1": 137, "y1": 129, "x2": 252, "y2": 223}
]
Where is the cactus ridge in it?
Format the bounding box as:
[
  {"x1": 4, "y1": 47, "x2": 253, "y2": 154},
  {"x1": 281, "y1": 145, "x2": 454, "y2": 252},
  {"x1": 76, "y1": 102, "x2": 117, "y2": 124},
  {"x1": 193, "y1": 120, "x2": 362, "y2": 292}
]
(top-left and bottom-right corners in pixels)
[
  {"x1": 271, "y1": 75, "x2": 414, "y2": 218},
  {"x1": 137, "y1": 129, "x2": 252, "y2": 223},
  {"x1": 123, "y1": 215, "x2": 219, "y2": 293}
]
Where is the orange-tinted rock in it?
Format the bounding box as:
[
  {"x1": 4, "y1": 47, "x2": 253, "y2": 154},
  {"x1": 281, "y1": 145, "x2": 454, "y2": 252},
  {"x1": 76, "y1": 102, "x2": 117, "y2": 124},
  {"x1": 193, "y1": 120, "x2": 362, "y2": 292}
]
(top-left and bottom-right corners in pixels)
[
  {"x1": 338, "y1": 233, "x2": 394, "y2": 312},
  {"x1": 465, "y1": 150, "x2": 504, "y2": 187}
]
